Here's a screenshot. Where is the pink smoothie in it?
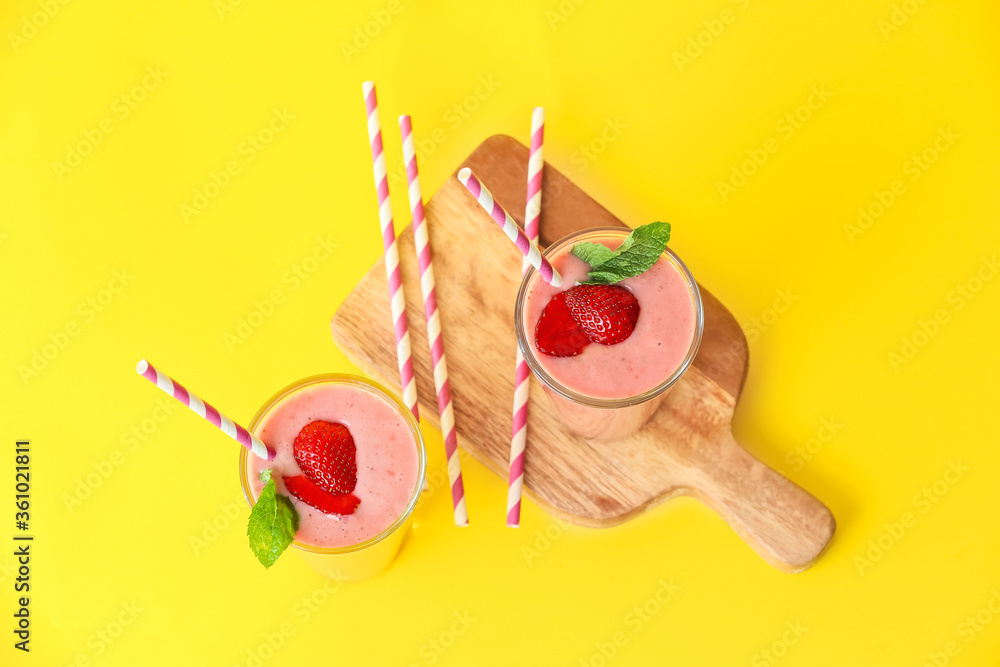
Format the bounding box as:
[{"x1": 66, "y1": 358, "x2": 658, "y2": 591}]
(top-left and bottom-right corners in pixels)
[
  {"x1": 247, "y1": 382, "x2": 420, "y2": 549},
  {"x1": 522, "y1": 236, "x2": 697, "y2": 400}
]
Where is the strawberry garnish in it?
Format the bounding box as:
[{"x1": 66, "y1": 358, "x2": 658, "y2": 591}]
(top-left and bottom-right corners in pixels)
[
  {"x1": 283, "y1": 475, "x2": 360, "y2": 516},
  {"x1": 293, "y1": 420, "x2": 357, "y2": 495},
  {"x1": 564, "y1": 284, "x2": 640, "y2": 346},
  {"x1": 534, "y1": 284, "x2": 641, "y2": 356},
  {"x1": 534, "y1": 291, "x2": 592, "y2": 357}
]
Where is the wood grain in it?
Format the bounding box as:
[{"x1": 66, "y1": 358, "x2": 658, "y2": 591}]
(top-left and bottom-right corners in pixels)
[{"x1": 331, "y1": 135, "x2": 836, "y2": 572}]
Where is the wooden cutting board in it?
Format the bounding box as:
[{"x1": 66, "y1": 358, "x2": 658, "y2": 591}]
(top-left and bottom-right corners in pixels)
[{"x1": 331, "y1": 135, "x2": 835, "y2": 573}]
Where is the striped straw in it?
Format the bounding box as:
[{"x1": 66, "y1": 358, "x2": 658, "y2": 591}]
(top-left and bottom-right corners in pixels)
[
  {"x1": 507, "y1": 107, "x2": 544, "y2": 527},
  {"x1": 363, "y1": 81, "x2": 419, "y2": 421},
  {"x1": 457, "y1": 168, "x2": 562, "y2": 287},
  {"x1": 399, "y1": 114, "x2": 469, "y2": 527},
  {"x1": 135, "y1": 359, "x2": 274, "y2": 460}
]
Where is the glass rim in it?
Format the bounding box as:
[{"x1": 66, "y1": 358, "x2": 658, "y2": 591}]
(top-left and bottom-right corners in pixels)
[
  {"x1": 238, "y1": 373, "x2": 427, "y2": 555},
  {"x1": 514, "y1": 226, "x2": 705, "y2": 409}
]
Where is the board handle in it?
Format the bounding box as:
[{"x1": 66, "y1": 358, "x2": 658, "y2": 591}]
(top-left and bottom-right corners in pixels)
[{"x1": 689, "y1": 432, "x2": 836, "y2": 573}]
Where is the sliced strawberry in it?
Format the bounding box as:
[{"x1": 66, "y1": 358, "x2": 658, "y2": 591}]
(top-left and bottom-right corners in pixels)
[
  {"x1": 283, "y1": 475, "x2": 360, "y2": 516},
  {"x1": 564, "y1": 284, "x2": 640, "y2": 346},
  {"x1": 293, "y1": 420, "x2": 357, "y2": 495},
  {"x1": 534, "y1": 291, "x2": 592, "y2": 357}
]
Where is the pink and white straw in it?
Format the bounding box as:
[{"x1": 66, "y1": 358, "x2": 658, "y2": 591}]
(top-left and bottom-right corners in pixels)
[
  {"x1": 399, "y1": 114, "x2": 469, "y2": 527},
  {"x1": 363, "y1": 81, "x2": 419, "y2": 421},
  {"x1": 507, "y1": 107, "x2": 545, "y2": 527},
  {"x1": 135, "y1": 359, "x2": 275, "y2": 461},
  {"x1": 457, "y1": 167, "x2": 562, "y2": 287}
]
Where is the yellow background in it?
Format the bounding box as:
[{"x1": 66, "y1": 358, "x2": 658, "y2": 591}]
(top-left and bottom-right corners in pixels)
[{"x1": 3, "y1": 0, "x2": 1000, "y2": 664}]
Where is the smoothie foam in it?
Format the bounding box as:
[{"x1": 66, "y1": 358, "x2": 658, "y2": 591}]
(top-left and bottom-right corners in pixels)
[
  {"x1": 522, "y1": 235, "x2": 697, "y2": 400},
  {"x1": 247, "y1": 382, "x2": 420, "y2": 549}
]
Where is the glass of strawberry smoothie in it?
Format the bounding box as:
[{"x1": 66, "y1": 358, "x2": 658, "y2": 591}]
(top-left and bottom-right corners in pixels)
[
  {"x1": 239, "y1": 374, "x2": 426, "y2": 580},
  {"x1": 515, "y1": 227, "x2": 703, "y2": 440}
]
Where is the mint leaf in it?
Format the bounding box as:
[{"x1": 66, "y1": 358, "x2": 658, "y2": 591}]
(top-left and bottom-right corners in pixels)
[
  {"x1": 570, "y1": 242, "x2": 617, "y2": 267},
  {"x1": 572, "y1": 222, "x2": 671, "y2": 285},
  {"x1": 584, "y1": 270, "x2": 626, "y2": 284},
  {"x1": 259, "y1": 468, "x2": 272, "y2": 484},
  {"x1": 247, "y1": 473, "x2": 299, "y2": 568}
]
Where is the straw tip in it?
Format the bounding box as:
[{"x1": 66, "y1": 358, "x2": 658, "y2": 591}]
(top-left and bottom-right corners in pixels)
[
  {"x1": 457, "y1": 167, "x2": 471, "y2": 182},
  {"x1": 136, "y1": 359, "x2": 148, "y2": 374},
  {"x1": 362, "y1": 81, "x2": 375, "y2": 94},
  {"x1": 532, "y1": 106, "x2": 545, "y2": 118}
]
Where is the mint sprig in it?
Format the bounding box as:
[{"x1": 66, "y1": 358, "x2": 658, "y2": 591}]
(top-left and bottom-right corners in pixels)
[
  {"x1": 569, "y1": 242, "x2": 617, "y2": 267},
  {"x1": 247, "y1": 469, "x2": 299, "y2": 568},
  {"x1": 571, "y1": 222, "x2": 671, "y2": 284}
]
